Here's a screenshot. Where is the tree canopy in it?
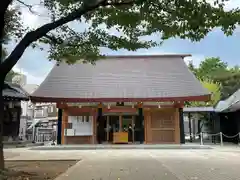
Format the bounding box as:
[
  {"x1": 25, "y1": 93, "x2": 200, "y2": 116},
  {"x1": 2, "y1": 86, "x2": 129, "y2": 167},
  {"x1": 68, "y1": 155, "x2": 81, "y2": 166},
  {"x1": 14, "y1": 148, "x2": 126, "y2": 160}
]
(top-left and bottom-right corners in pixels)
[
  {"x1": 200, "y1": 80, "x2": 221, "y2": 106},
  {"x1": 197, "y1": 57, "x2": 228, "y2": 80},
  {"x1": 214, "y1": 70, "x2": 240, "y2": 100},
  {"x1": 2, "y1": 0, "x2": 240, "y2": 75},
  {"x1": 186, "y1": 79, "x2": 221, "y2": 107},
  {"x1": 1, "y1": 0, "x2": 240, "y2": 170},
  {"x1": 39, "y1": 0, "x2": 240, "y2": 63},
  {"x1": 188, "y1": 57, "x2": 240, "y2": 101},
  {"x1": 3, "y1": 7, "x2": 24, "y2": 43}
]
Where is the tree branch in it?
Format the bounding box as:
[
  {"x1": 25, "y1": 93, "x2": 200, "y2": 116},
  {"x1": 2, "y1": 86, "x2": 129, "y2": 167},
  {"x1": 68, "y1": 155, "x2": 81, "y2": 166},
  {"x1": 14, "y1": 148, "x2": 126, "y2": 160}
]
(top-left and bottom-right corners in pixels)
[
  {"x1": 104, "y1": 0, "x2": 134, "y2": 6},
  {"x1": 44, "y1": 34, "x2": 80, "y2": 47},
  {"x1": 0, "y1": 0, "x2": 106, "y2": 74},
  {"x1": 16, "y1": 0, "x2": 52, "y2": 18},
  {"x1": 44, "y1": 34, "x2": 64, "y2": 44},
  {"x1": 15, "y1": 0, "x2": 40, "y2": 15},
  {"x1": 0, "y1": 0, "x2": 135, "y2": 75},
  {"x1": 16, "y1": 0, "x2": 33, "y2": 10}
]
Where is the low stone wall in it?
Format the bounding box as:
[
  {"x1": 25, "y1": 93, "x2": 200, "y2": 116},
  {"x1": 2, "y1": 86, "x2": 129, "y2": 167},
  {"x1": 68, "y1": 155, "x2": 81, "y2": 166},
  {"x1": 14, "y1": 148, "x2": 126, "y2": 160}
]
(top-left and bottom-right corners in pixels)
[{"x1": 3, "y1": 141, "x2": 44, "y2": 148}]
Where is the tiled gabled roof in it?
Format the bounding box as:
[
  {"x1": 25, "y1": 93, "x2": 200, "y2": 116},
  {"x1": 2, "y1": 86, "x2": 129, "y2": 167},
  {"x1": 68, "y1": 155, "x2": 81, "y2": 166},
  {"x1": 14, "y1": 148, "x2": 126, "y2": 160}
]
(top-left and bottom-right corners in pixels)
[
  {"x1": 215, "y1": 89, "x2": 240, "y2": 112},
  {"x1": 3, "y1": 82, "x2": 29, "y2": 101},
  {"x1": 31, "y1": 55, "x2": 210, "y2": 102}
]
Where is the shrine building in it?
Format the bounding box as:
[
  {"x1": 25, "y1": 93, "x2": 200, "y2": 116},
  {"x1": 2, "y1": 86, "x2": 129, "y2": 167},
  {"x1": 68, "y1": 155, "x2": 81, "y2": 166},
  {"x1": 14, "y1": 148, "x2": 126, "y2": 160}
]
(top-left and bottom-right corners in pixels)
[{"x1": 31, "y1": 55, "x2": 210, "y2": 145}]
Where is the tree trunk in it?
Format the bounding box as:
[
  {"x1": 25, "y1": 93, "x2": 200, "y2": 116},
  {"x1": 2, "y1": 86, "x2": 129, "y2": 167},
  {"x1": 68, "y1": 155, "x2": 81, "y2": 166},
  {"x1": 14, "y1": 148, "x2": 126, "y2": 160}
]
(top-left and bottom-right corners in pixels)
[
  {"x1": 0, "y1": 3, "x2": 6, "y2": 170},
  {"x1": 0, "y1": 81, "x2": 4, "y2": 169}
]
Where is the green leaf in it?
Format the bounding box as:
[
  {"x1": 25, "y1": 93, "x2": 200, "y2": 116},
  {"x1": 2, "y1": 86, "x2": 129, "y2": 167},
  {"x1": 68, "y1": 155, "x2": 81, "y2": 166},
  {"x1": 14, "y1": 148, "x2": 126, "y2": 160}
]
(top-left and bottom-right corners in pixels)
[
  {"x1": 4, "y1": 0, "x2": 240, "y2": 65},
  {"x1": 39, "y1": 0, "x2": 240, "y2": 64}
]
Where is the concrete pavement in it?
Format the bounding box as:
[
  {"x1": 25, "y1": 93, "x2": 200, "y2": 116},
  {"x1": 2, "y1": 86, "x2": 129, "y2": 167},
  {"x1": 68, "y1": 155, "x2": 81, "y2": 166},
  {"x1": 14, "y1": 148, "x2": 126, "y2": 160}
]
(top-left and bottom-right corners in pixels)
[
  {"x1": 54, "y1": 149, "x2": 240, "y2": 180},
  {"x1": 5, "y1": 147, "x2": 240, "y2": 180}
]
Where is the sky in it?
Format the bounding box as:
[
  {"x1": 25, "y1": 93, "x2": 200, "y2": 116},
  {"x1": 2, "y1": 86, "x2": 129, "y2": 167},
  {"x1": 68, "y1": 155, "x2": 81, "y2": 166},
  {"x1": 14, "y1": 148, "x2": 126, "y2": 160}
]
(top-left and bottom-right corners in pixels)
[{"x1": 7, "y1": 0, "x2": 240, "y2": 85}]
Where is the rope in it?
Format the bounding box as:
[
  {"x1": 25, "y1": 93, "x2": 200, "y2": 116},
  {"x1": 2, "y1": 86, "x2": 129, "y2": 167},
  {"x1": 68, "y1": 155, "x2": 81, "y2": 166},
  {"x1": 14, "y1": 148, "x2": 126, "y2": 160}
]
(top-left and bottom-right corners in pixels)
[
  {"x1": 222, "y1": 133, "x2": 239, "y2": 138},
  {"x1": 203, "y1": 132, "x2": 220, "y2": 136},
  {"x1": 185, "y1": 132, "x2": 240, "y2": 146},
  {"x1": 185, "y1": 132, "x2": 240, "y2": 138},
  {"x1": 186, "y1": 132, "x2": 240, "y2": 138},
  {"x1": 184, "y1": 133, "x2": 200, "y2": 136}
]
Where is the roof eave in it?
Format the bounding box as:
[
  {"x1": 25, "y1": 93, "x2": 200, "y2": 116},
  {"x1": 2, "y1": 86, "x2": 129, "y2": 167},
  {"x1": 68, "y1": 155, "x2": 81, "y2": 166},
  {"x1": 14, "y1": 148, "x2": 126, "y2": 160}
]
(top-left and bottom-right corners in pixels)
[
  {"x1": 3, "y1": 96, "x2": 29, "y2": 101},
  {"x1": 30, "y1": 94, "x2": 210, "y2": 103}
]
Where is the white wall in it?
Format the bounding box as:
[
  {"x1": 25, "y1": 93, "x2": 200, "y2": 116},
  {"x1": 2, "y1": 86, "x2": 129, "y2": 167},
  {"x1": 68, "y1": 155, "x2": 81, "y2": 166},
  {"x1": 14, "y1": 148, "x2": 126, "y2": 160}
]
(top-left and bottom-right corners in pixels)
[
  {"x1": 19, "y1": 101, "x2": 30, "y2": 140},
  {"x1": 66, "y1": 116, "x2": 93, "y2": 136},
  {"x1": 184, "y1": 113, "x2": 210, "y2": 134},
  {"x1": 184, "y1": 113, "x2": 199, "y2": 134}
]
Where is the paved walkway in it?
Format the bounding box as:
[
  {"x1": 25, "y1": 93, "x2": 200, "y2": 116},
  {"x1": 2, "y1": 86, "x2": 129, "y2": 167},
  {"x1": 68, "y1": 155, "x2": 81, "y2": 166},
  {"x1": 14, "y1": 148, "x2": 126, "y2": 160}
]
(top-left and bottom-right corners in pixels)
[
  {"x1": 54, "y1": 149, "x2": 240, "y2": 180},
  {"x1": 5, "y1": 147, "x2": 240, "y2": 180}
]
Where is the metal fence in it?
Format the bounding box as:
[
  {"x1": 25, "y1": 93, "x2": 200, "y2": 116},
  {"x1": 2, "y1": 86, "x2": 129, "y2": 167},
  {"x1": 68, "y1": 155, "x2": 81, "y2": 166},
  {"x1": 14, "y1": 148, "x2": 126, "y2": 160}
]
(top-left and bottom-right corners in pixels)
[
  {"x1": 26, "y1": 133, "x2": 53, "y2": 143},
  {"x1": 185, "y1": 132, "x2": 240, "y2": 145}
]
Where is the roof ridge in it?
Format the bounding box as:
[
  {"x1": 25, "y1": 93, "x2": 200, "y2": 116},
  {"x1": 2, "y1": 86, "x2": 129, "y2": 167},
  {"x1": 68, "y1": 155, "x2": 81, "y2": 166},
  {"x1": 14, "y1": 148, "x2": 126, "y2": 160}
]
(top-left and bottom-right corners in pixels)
[
  {"x1": 55, "y1": 54, "x2": 191, "y2": 66},
  {"x1": 103, "y1": 54, "x2": 191, "y2": 59}
]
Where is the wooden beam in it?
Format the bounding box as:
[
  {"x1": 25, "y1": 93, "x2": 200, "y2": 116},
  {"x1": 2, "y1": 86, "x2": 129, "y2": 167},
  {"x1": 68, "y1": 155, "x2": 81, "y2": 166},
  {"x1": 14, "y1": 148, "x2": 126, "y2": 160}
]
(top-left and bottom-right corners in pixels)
[
  {"x1": 57, "y1": 102, "x2": 68, "y2": 109},
  {"x1": 137, "y1": 102, "x2": 143, "y2": 108},
  {"x1": 102, "y1": 107, "x2": 137, "y2": 114},
  {"x1": 67, "y1": 107, "x2": 96, "y2": 115},
  {"x1": 174, "y1": 102, "x2": 184, "y2": 108},
  {"x1": 58, "y1": 103, "x2": 179, "y2": 110}
]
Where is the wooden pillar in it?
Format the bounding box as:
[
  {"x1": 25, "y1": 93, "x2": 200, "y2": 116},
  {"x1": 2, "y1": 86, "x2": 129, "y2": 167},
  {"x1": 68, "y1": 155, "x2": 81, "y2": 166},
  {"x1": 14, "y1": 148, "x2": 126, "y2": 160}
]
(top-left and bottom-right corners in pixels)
[
  {"x1": 144, "y1": 109, "x2": 149, "y2": 144},
  {"x1": 139, "y1": 108, "x2": 144, "y2": 144},
  {"x1": 179, "y1": 108, "x2": 185, "y2": 144},
  {"x1": 61, "y1": 110, "x2": 68, "y2": 144},
  {"x1": 92, "y1": 110, "x2": 97, "y2": 144},
  {"x1": 96, "y1": 107, "x2": 102, "y2": 144},
  {"x1": 107, "y1": 115, "x2": 109, "y2": 141},
  {"x1": 175, "y1": 108, "x2": 180, "y2": 144},
  {"x1": 119, "y1": 114, "x2": 122, "y2": 132},
  {"x1": 57, "y1": 109, "x2": 62, "y2": 145},
  {"x1": 132, "y1": 115, "x2": 135, "y2": 143}
]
